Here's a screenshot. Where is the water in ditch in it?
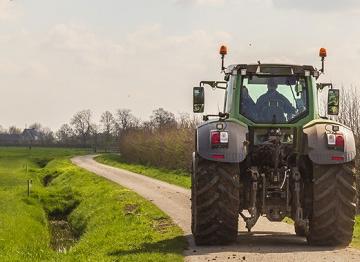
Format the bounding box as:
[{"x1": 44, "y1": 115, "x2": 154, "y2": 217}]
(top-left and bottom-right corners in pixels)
[{"x1": 49, "y1": 218, "x2": 78, "y2": 253}]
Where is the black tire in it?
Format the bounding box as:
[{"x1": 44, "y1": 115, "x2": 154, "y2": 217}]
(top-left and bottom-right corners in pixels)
[
  {"x1": 307, "y1": 163, "x2": 356, "y2": 246},
  {"x1": 191, "y1": 156, "x2": 240, "y2": 245},
  {"x1": 295, "y1": 224, "x2": 306, "y2": 237}
]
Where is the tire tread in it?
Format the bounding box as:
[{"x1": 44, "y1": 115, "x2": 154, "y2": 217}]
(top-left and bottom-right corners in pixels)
[
  {"x1": 307, "y1": 163, "x2": 356, "y2": 246},
  {"x1": 192, "y1": 157, "x2": 240, "y2": 245}
]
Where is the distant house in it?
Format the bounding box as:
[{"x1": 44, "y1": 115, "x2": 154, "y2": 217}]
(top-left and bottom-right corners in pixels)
[
  {"x1": 22, "y1": 128, "x2": 39, "y2": 143},
  {"x1": 0, "y1": 128, "x2": 39, "y2": 146}
]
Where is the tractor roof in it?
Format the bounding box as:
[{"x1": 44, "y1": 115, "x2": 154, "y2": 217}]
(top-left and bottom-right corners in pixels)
[{"x1": 226, "y1": 63, "x2": 318, "y2": 77}]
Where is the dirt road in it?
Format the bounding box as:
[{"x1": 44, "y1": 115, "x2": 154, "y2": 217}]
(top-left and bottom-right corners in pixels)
[{"x1": 72, "y1": 155, "x2": 360, "y2": 262}]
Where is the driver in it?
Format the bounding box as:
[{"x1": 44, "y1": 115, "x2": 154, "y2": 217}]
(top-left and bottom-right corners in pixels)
[
  {"x1": 241, "y1": 86, "x2": 256, "y2": 119},
  {"x1": 255, "y1": 79, "x2": 296, "y2": 123}
]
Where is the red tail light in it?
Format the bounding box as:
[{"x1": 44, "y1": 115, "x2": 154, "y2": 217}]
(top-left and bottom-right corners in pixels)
[
  {"x1": 211, "y1": 131, "x2": 220, "y2": 144},
  {"x1": 335, "y1": 135, "x2": 344, "y2": 147}
]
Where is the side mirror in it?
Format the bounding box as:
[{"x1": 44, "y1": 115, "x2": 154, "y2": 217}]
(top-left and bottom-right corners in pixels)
[
  {"x1": 193, "y1": 87, "x2": 204, "y2": 113},
  {"x1": 327, "y1": 89, "x2": 340, "y2": 115}
]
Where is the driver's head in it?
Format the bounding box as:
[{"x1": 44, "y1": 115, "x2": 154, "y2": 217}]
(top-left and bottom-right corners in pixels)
[{"x1": 268, "y1": 78, "x2": 277, "y2": 91}]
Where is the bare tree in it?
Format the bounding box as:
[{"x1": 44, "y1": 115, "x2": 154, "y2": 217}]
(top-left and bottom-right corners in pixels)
[
  {"x1": 29, "y1": 122, "x2": 42, "y2": 131},
  {"x1": 177, "y1": 112, "x2": 200, "y2": 129},
  {"x1": 39, "y1": 127, "x2": 55, "y2": 145},
  {"x1": 8, "y1": 126, "x2": 22, "y2": 135},
  {"x1": 115, "y1": 109, "x2": 139, "y2": 136},
  {"x1": 70, "y1": 109, "x2": 93, "y2": 146},
  {"x1": 150, "y1": 108, "x2": 176, "y2": 130},
  {"x1": 100, "y1": 111, "x2": 116, "y2": 135},
  {"x1": 141, "y1": 121, "x2": 154, "y2": 132},
  {"x1": 100, "y1": 111, "x2": 116, "y2": 151},
  {"x1": 337, "y1": 86, "x2": 360, "y2": 136},
  {"x1": 0, "y1": 125, "x2": 6, "y2": 134},
  {"x1": 28, "y1": 122, "x2": 55, "y2": 146},
  {"x1": 56, "y1": 124, "x2": 74, "y2": 145},
  {"x1": 91, "y1": 123, "x2": 100, "y2": 152}
]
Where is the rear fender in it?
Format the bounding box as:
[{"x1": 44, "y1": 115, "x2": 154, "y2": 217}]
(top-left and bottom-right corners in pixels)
[
  {"x1": 303, "y1": 121, "x2": 356, "y2": 165},
  {"x1": 196, "y1": 121, "x2": 248, "y2": 163}
]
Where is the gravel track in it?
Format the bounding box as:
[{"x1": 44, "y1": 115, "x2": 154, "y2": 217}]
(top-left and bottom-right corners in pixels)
[{"x1": 72, "y1": 155, "x2": 360, "y2": 262}]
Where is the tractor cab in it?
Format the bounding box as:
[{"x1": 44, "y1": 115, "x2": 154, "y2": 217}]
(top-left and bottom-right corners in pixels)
[{"x1": 193, "y1": 47, "x2": 340, "y2": 127}]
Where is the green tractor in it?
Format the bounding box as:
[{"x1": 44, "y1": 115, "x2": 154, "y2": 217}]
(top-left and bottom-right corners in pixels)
[{"x1": 191, "y1": 46, "x2": 357, "y2": 246}]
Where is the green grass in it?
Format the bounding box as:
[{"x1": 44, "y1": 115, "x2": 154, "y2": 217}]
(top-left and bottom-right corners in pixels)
[
  {"x1": 351, "y1": 216, "x2": 360, "y2": 249},
  {"x1": 95, "y1": 154, "x2": 191, "y2": 189},
  {"x1": 0, "y1": 147, "x2": 186, "y2": 261}
]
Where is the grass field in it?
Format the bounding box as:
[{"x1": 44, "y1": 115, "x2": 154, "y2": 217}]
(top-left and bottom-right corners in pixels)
[
  {"x1": 352, "y1": 217, "x2": 360, "y2": 249},
  {"x1": 95, "y1": 154, "x2": 191, "y2": 189},
  {"x1": 0, "y1": 147, "x2": 185, "y2": 261}
]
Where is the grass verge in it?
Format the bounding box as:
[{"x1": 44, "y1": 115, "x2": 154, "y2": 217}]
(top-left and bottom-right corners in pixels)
[
  {"x1": 95, "y1": 154, "x2": 191, "y2": 189},
  {"x1": 352, "y1": 216, "x2": 360, "y2": 249},
  {"x1": 0, "y1": 147, "x2": 186, "y2": 261}
]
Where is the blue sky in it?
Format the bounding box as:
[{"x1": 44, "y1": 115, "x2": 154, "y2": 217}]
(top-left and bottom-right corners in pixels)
[{"x1": 0, "y1": 0, "x2": 359, "y2": 129}]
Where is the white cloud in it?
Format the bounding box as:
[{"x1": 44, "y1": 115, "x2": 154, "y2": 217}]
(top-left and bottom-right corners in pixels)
[
  {"x1": 272, "y1": 0, "x2": 360, "y2": 12},
  {"x1": 38, "y1": 23, "x2": 231, "y2": 74},
  {"x1": 0, "y1": 23, "x2": 232, "y2": 128},
  {"x1": 42, "y1": 24, "x2": 126, "y2": 70},
  {"x1": 174, "y1": 0, "x2": 226, "y2": 7},
  {"x1": 0, "y1": 0, "x2": 22, "y2": 21}
]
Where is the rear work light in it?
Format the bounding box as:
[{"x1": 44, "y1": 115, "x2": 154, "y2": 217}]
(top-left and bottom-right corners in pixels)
[{"x1": 211, "y1": 131, "x2": 229, "y2": 147}]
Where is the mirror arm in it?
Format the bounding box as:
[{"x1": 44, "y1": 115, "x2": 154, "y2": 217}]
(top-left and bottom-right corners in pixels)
[
  {"x1": 317, "y1": 83, "x2": 333, "y2": 90},
  {"x1": 200, "y1": 81, "x2": 227, "y2": 90},
  {"x1": 203, "y1": 112, "x2": 229, "y2": 121}
]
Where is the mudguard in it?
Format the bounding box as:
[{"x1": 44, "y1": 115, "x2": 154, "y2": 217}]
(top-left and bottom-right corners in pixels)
[
  {"x1": 196, "y1": 120, "x2": 248, "y2": 163},
  {"x1": 303, "y1": 120, "x2": 356, "y2": 165}
]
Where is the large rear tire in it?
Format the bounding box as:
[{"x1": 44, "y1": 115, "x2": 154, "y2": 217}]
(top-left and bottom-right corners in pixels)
[
  {"x1": 191, "y1": 156, "x2": 240, "y2": 245},
  {"x1": 295, "y1": 224, "x2": 306, "y2": 237},
  {"x1": 307, "y1": 163, "x2": 356, "y2": 246}
]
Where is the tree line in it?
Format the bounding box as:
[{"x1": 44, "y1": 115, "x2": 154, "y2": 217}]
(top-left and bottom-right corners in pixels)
[{"x1": 0, "y1": 108, "x2": 199, "y2": 152}]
